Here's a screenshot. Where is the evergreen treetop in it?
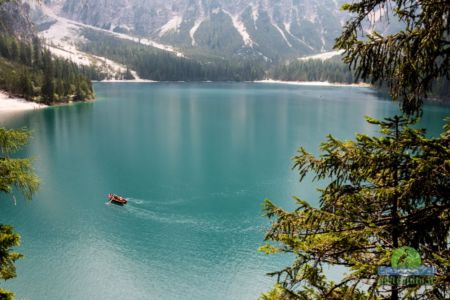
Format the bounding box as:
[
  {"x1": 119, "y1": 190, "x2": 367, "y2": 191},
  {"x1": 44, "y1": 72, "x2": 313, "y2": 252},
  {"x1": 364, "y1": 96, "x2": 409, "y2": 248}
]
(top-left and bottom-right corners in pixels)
[
  {"x1": 0, "y1": 128, "x2": 39, "y2": 299},
  {"x1": 260, "y1": 117, "x2": 450, "y2": 299},
  {"x1": 335, "y1": 0, "x2": 450, "y2": 115}
]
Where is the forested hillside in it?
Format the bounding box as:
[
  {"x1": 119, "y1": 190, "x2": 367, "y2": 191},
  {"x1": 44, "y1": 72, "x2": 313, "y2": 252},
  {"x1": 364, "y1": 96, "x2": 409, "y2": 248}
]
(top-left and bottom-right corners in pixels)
[
  {"x1": 271, "y1": 57, "x2": 449, "y2": 102},
  {"x1": 80, "y1": 29, "x2": 266, "y2": 82},
  {"x1": 0, "y1": 34, "x2": 95, "y2": 103},
  {"x1": 0, "y1": 1, "x2": 95, "y2": 104},
  {"x1": 270, "y1": 57, "x2": 356, "y2": 84}
]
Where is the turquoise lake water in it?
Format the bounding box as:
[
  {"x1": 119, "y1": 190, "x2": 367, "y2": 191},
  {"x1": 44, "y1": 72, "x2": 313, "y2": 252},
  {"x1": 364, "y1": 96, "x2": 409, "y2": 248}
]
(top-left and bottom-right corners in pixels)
[{"x1": 0, "y1": 83, "x2": 448, "y2": 300}]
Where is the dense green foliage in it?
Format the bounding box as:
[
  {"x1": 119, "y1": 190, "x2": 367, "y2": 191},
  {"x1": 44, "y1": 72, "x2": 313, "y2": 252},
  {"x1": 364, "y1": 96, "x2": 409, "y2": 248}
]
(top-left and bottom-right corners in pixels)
[
  {"x1": 0, "y1": 225, "x2": 22, "y2": 280},
  {"x1": 80, "y1": 29, "x2": 266, "y2": 81},
  {"x1": 0, "y1": 128, "x2": 38, "y2": 199},
  {"x1": 260, "y1": 117, "x2": 450, "y2": 299},
  {"x1": 0, "y1": 34, "x2": 94, "y2": 104},
  {"x1": 270, "y1": 58, "x2": 449, "y2": 102},
  {"x1": 0, "y1": 128, "x2": 39, "y2": 299},
  {"x1": 271, "y1": 58, "x2": 356, "y2": 84},
  {"x1": 263, "y1": 1, "x2": 449, "y2": 299},
  {"x1": 0, "y1": 225, "x2": 21, "y2": 300},
  {"x1": 335, "y1": 0, "x2": 450, "y2": 115}
]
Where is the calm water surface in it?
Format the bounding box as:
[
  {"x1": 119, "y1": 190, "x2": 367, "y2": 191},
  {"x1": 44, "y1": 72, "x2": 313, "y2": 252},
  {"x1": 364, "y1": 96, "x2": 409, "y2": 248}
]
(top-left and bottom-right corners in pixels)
[{"x1": 0, "y1": 83, "x2": 448, "y2": 300}]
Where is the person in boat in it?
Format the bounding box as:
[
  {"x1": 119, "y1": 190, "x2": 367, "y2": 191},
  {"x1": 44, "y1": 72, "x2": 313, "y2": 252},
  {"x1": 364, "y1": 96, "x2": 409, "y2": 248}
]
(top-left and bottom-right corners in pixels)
[{"x1": 108, "y1": 193, "x2": 127, "y2": 204}]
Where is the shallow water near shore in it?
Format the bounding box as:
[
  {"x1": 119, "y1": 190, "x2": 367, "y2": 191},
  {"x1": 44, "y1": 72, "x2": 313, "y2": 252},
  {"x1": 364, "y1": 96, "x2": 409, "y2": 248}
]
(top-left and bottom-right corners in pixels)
[{"x1": 0, "y1": 82, "x2": 448, "y2": 300}]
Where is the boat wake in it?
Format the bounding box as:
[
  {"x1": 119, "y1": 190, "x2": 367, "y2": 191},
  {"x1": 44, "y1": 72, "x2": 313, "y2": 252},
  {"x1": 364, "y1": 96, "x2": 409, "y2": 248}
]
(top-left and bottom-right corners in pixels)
[
  {"x1": 124, "y1": 197, "x2": 189, "y2": 206},
  {"x1": 126, "y1": 198, "x2": 143, "y2": 205},
  {"x1": 105, "y1": 196, "x2": 264, "y2": 234}
]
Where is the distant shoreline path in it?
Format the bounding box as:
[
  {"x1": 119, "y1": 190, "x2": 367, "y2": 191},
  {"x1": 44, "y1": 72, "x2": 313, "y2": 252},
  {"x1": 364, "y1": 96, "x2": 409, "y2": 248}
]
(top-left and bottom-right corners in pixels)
[
  {"x1": 0, "y1": 91, "x2": 47, "y2": 112},
  {"x1": 254, "y1": 79, "x2": 372, "y2": 88},
  {"x1": 93, "y1": 79, "x2": 372, "y2": 87}
]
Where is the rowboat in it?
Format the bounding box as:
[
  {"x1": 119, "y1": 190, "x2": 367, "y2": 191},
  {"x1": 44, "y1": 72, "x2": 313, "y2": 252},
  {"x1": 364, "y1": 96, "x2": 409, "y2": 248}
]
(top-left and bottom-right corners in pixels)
[{"x1": 108, "y1": 193, "x2": 128, "y2": 205}]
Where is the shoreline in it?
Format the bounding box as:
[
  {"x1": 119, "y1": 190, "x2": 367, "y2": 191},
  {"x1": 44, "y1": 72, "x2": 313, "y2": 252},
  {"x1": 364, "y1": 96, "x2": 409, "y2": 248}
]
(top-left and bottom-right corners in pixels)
[
  {"x1": 0, "y1": 91, "x2": 48, "y2": 112},
  {"x1": 254, "y1": 79, "x2": 372, "y2": 88},
  {"x1": 94, "y1": 79, "x2": 158, "y2": 83},
  {"x1": 93, "y1": 79, "x2": 372, "y2": 87}
]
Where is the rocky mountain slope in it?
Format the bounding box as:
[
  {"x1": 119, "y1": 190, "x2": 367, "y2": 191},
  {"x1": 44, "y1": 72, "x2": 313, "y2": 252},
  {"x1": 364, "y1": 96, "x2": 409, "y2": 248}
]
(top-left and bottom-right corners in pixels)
[
  {"x1": 0, "y1": 0, "x2": 34, "y2": 40},
  {"x1": 39, "y1": 0, "x2": 349, "y2": 60},
  {"x1": 0, "y1": 1, "x2": 95, "y2": 104}
]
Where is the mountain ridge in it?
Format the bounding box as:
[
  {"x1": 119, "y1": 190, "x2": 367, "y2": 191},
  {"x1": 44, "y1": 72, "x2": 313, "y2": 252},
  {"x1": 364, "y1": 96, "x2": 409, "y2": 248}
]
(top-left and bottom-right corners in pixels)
[{"x1": 40, "y1": 0, "x2": 349, "y2": 60}]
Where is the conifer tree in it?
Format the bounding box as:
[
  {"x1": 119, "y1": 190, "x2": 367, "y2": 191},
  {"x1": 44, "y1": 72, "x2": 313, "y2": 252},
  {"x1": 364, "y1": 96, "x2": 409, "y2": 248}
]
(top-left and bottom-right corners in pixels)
[
  {"x1": 262, "y1": 1, "x2": 450, "y2": 299},
  {"x1": 41, "y1": 49, "x2": 55, "y2": 103},
  {"x1": 18, "y1": 68, "x2": 33, "y2": 98},
  {"x1": 260, "y1": 117, "x2": 450, "y2": 299},
  {"x1": 0, "y1": 128, "x2": 39, "y2": 299},
  {"x1": 334, "y1": 0, "x2": 450, "y2": 115},
  {"x1": 31, "y1": 36, "x2": 41, "y2": 69},
  {"x1": 0, "y1": 225, "x2": 20, "y2": 300},
  {"x1": 9, "y1": 38, "x2": 18, "y2": 61}
]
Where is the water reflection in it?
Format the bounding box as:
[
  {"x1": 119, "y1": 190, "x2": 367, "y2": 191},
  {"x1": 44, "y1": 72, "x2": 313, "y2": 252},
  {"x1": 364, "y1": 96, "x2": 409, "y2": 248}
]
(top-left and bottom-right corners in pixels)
[{"x1": 0, "y1": 83, "x2": 448, "y2": 300}]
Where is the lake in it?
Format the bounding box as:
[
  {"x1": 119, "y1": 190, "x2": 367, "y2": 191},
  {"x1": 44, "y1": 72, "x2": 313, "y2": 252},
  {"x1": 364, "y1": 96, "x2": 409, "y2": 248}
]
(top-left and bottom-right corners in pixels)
[{"x1": 0, "y1": 83, "x2": 448, "y2": 300}]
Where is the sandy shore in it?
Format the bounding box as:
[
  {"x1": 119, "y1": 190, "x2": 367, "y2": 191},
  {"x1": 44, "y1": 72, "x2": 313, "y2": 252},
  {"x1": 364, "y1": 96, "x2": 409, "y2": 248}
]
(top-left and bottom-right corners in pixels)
[
  {"x1": 94, "y1": 79, "x2": 372, "y2": 87},
  {"x1": 97, "y1": 79, "x2": 158, "y2": 83},
  {"x1": 0, "y1": 91, "x2": 47, "y2": 111},
  {"x1": 254, "y1": 79, "x2": 372, "y2": 88}
]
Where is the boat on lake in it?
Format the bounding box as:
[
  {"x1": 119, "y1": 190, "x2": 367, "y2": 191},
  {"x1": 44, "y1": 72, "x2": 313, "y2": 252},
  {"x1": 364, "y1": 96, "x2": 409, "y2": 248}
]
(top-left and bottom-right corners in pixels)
[{"x1": 108, "y1": 193, "x2": 128, "y2": 205}]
